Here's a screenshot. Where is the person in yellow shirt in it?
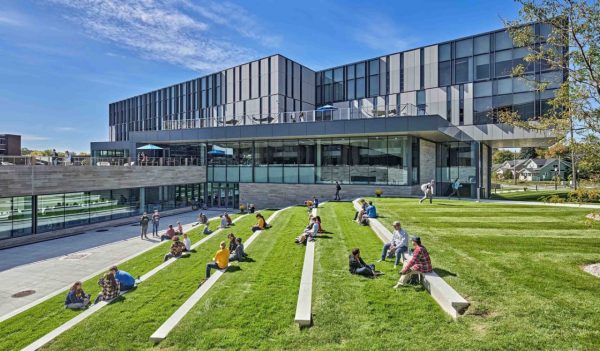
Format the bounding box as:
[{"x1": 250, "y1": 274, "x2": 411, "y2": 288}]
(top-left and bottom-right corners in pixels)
[
  {"x1": 251, "y1": 213, "x2": 266, "y2": 232},
  {"x1": 205, "y1": 241, "x2": 230, "y2": 279}
]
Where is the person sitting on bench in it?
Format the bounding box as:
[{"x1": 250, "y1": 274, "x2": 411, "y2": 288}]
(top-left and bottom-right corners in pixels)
[
  {"x1": 65, "y1": 281, "x2": 91, "y2": 309},
  {"x1": 366, "y1": 201, "x2": 377, "y2": 218},
  {"x1": 353, "y1": 200, "x2": 368, "y2": 221},
  {"x1": 182, "y1": 233, "x2": 192, "y2": 252},
  {"x1": 315, "y1": 215, "x2": 324, "y2": 233},
  {"x1": 164, "y1": 236, "x2": 186, "y2": 261},
  {"x1": 160, "y1": 225, "x2": 176, "y2": 241},
  {"x1": 204, "y1": 241, "x2": 230, "y2": 280},
  {"x1": 110, "y1": 266, "x2": 136, "y2": 291},
  {"x1": 251, "y1": 213, "x2": 266, "y2": 232},
  {"x1": 394, "y1": 236, "x2": 432, "y2": 288},
  {"x1": 378, "y1": 221, "x2": 409, "y2": 268},
  {"x1": 229, "y1": 237, "x2": 247, "y2": 262},
  {"x1": 227, "y1": 233, "x2": 238, "y2": 253},
  {"x1": 295, "y1": 216, "x2": 319, "y2": 244},
  {"x1": 224, "y1": 212, "x2": 233, "y2": 225},
  {"x1": 94, "y1": 271, "x2": 120, "y2": 303},
  {"x1": 349, "y1": 248, "x2": 381, "y2": 278}
]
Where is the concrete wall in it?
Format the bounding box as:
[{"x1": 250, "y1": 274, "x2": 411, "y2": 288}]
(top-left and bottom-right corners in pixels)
[
  {"x1": 0, "y1": 166, "x2": 207, "y2": 197},
  {"x1": 239, "y1": 183, "x2": 420, "y2": 208},
  {"x1": 419, "y1": 139, "x2": 436, "y2": 184}
]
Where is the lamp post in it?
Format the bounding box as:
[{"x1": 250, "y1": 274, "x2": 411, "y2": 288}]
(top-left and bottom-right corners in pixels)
[{"x1": 553, "y1": 164, "x2": 559, "y2": 190}]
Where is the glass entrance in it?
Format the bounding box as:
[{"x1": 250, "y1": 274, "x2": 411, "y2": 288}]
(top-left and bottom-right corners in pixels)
[{"x1": 206, "y1": 183, "x2": 239, "y2": 209}]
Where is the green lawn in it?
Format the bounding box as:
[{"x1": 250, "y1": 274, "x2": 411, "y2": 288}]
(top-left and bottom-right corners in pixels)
[
  {"x1": 3, "y1": 200, "x2": 600, "y2": 350},
  {"x1": 490, "y1": 189, "x2": 571, "y2": 202},
  {"x1": 0, "y1": 213, "x2": 239, "y2": 351}
]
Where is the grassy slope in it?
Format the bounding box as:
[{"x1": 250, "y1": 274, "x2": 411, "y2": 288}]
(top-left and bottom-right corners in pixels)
[
  {"x1": 371, "y1": 197, "x2": 600, "y2": 350},
  {"x1": 0, "y1": 214, "x2": 236, "y2": 351},
  {"x1": 490, "y1": 190, "x2": 571, "y2": 202},
  {"x1": 41, "y1": 211, "x2": 271, "y2": 351}
]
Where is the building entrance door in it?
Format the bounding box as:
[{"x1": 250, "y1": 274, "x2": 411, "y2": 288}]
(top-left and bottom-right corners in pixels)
[{"x1": 206, "y1": 183, "x2": 239, "y2": 209}]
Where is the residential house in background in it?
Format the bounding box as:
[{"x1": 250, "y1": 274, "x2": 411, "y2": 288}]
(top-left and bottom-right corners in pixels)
[{"x1": 494, "y1": 158, "x2": 570, "y2": 181}]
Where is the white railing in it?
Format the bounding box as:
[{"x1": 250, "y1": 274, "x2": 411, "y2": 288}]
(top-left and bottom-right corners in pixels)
[{"x1": 0, "y1": 156, "x2": 203, "y2": 167}]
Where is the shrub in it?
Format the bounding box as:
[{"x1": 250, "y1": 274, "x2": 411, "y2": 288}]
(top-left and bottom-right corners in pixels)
[
  {"x1": 541, "y1": 195, "x2": 565, "y2": 204},
  {"x1": 568, "y1": 188, "x2": 600, "y2": 203}
]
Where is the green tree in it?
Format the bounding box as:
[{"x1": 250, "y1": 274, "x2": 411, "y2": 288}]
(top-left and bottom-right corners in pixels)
[
  {"x1": 499, "y1": 0, "x2": 600, "y2": 189},
  {"x1": 519, "y1": 147, "x2": 538, "y2": 159},
  {"x1": 493, "y1": 149, "x2": 517, "y2": 164}
]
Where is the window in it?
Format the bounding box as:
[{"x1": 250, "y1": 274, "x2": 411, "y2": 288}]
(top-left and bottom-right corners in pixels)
[
  {"x1": 474, "y1": 34, "x2": 490, "y2": 54},
  {"x1": 513, "y1": 47, "x2": 533, "y2": 73},
  {"x1": 347, "y1": 80, "x2": 355, "y2": 100},
  {"x1": 496, "y1": 78, "x2": 512, "y2": 95},
  {"x1": 369, "y1": 137, "x2": 388, "y2": 184},
  {"x1": 474, "y1": 81, "x2": 492, "y2": 97},
  {"x1": 494, "y1": 50, "x2": 513, "y2": 77},
  {"x1": 459, "y1": 85, "x2": 464, "y2": 125},
  {"x1": 417, "y1": 90, "x2": 426, "y2": 115},
  {"x1": 495, "y1": 31, "x2": 513, "y2": 50},
  {"x1": 474, "y1": 54, "x2": 490, "y2": 80},
  {"x1": 474, "y1": 97, "x2": 493, "y2": 124},
  {"x1": 513, "y1": 92, "x2": 535, "y2": 120},
  {"x1": 439, "y1": 61, "x2": 451, "y2": 86},
  {"x1": 455, "y1": 58, "x2": 470, "y2": 83},
  {"x1": 513, "y1": 75, "x2": 535, "y2": 93},
  {"x1": 349, "y1": 138, "x2": 369, "y2": 183},
  {"x1": 356, "y1": 78, "x2": 366, "y2": 98},
  {"x1": 455, "y1": 39, "x2": 473, "y2": 58},
  {"x1": 368, "y1": 59, "x2": 379, "y2": 97},
  {"x1": 439, "y1": 43, "x2": 451, "y2": 61},
  {"x1": 356, "y1": 63, "x2": 365, "y2": 78}
]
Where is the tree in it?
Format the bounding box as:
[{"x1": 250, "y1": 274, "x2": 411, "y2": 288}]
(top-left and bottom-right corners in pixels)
[
  {"x1": 493, "y1": 149, "x2": 517, "y2": 164},
  {"x1": 519, "y1": 147, "x2": 539, "y2": 159},
  {"x1": 545, "y1": 142, "x2": 570, "y2": 158},
  {"x1": 499, "y1": 0, "x2": 600, "y2": 189}
]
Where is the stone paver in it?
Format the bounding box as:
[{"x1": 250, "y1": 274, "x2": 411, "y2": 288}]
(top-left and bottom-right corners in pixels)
[{"x1": 0, "y1": 209, "x2": 223, "y2": 320}]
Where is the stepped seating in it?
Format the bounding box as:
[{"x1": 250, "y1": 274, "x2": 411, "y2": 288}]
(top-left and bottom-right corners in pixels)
[{"x1": 294, "y1": 206, "x2": 318, "y2": 327}]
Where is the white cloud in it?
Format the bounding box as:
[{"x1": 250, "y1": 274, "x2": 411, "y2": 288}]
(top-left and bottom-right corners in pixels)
[
  {"x1": 353, "y1": 17, "x2": 415, "y2": 52},
  {"x1": 0, "y1": 12, "x2": 27, "y2": 27},
  {"x1": 49, "y1": 0, "x2": 274, "y2": 72}
]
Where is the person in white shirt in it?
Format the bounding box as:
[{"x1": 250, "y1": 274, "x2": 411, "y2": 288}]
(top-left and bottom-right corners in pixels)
[
  {"x1": 419, "y1": 179, "x2": 435, "y2": 204},
  {"x1": 220, "y1": 214, "x2": 229, "y2": 228},
  {"x1": 378, "y1": 221, "x2": 409, "y2": 267},
  {"x1": 182, "y1": 233, "x2": 192, "y2": 252}
]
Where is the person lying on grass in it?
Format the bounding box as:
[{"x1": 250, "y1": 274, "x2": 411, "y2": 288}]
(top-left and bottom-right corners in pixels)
[
  {"x1": 348, "y1": 248, "x2": 382, "y2": 278},
  {"x1": 394, "y1": 236, "x2": 432, "y2": 288},
  {"x1": 94, "y1": 271, "x2": 120, "y2": 304},
  {"x1": 163, "y1": 236, "x2": 186, "y2": 262},
  {"x1": 202, "y1": 241, "x2": 230, "y2": 283},
  {"x1": 378, "y1": 221, "x2": 409, "y2": 268},
  {"x1": 229, "y1": 237, "x2": 247, "y2": 262},
  {"x1": 295, "y1": 216, "x2": 319, "y2": 244},
  {"x1": 110, "y1": 265, "x2": 137, "y2": 291},
  {"x1": 65, "y1": 281, "x2": 91, "y2": 310},
  {"x1": 251, "y1": 213, "x2": 266, "y2": 232}
]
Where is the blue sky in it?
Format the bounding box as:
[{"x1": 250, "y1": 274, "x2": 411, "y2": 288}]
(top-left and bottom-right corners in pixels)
[{"x1": 0, "y1": 0, "x2": 520, "y2": 152}]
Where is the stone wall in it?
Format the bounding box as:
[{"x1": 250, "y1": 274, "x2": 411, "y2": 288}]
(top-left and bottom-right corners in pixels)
[
  {"x1": 419, "y1": 139, "x2": 436, "y2": 185},
  {"x1": 239, "y1": 183, "x2": 419, "y2": 208},
  {"x1": 0, "y1": 166, "x2": 207, "y2": 197}
]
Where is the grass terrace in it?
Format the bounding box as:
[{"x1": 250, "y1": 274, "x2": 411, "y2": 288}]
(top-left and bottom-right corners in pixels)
[
  {"x1": 2, "y1": 199, "x2": 599, "y2": 350},
  {"x1": 490, "y1": 189, "x2": 571, "y2": 202}
]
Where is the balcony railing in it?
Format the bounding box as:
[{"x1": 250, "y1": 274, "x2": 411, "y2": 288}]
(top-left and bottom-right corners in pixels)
[{"x1": 0, "y1": 156, "x2": 203, "y2": 167}]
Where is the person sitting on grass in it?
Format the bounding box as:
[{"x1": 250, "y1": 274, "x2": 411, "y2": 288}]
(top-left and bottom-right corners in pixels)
[
  {"x1": 94, "y1": 271, "x2": 120, "y2": 303},
  {"x1": 65, "y1": 281, "x2": 91, "y2": 309},
  {"x1": 160, "y1": 225, "x2": 176, "y2": 241},
  {"x1": 176, "y1": 221, "x2": 184, "y2": 235},
  {"x1": 349, "y1": 248, "x2": 382, "y2": 278},
  {"x1": 366, "y1": 201, "x2": 377, "y2": 218},
  {"x1": 378, "y1": 221, "x2": 409, "y2": 268},
  {"x1": 315, "y1": 215, "x2": 324, "y2": 233},
  {"x1": 249, "y1": 204, "x2": 256, "y2": 213},
  {"x1": 224, "y1": 212, "x2": 233, "y2": 225},
  {"x1": 203, "y1": 241, "x2": 230, "y2": 282},
  {"x1": 353, "y1": 200, "x2": 368, "y2": 221},
  {"x1": 182, "y1": 233, "x2": 192, "y2": 252},
  {"x1": 394, "y1": 236, "x2": 432, "y2": 288},
  {"x1": 203, "y1": 224, "x2": 212, "y2": 235},
  {"x1": 198, "y1": 212, "x2": 208, "y2": 224},
  {"x1": 110, "y1": 266, "x2": 136, "y2": 291},
  {"x1": 229, "y1": 237, "x2": 247, "y2": 262},
  {"x1": 220, "y1": 213, "x2": 229, "y2": 229},
  {"x1": 163, "y1": 236, "x2": 186, "y2": 262},
  {"x1": 227, "y1": 233, "x2": 238, "y2": 253},
  {"x1": 295, "y1": 216, "x2": 319, "y2": 244},
  {"x1": 251, "y1": 213, "x2": 266, "y2": 232}
]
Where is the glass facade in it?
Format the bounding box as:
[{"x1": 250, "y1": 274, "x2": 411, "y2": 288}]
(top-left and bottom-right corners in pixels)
[
  {"x1": 0, "y1": 196, "x2": 33, "y2": 239},
  {"x1": 207, "y1": 136, "x2": 415, "y2": 186},
  {"x1": 436, "y1": 141, "x2": 477, "y2": 197}
]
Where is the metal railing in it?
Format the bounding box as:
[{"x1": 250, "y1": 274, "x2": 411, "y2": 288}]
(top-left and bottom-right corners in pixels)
[
  {"x1": 158, "y1": 103, "x2": 426, "y2": 130},
  {"x1": 0, "y1": 156, "x2": 203, "y2": 167}
]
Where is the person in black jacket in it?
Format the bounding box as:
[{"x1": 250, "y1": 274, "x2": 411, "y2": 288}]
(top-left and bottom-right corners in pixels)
[{"x1": 348, "y1": 248, "x2": 381, "y2": 277}]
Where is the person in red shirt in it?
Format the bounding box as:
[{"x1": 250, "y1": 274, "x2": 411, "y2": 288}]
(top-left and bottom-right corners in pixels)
[
  {"x1": 160, "y1": 225, "x2": 176, "y2": 241},
  {"x1": 394, "y1": 236, "x2": 432, "y2": 288}
]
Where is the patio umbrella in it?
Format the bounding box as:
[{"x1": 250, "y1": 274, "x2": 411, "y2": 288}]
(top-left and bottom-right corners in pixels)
[
  {"x1": 316, "y1": 105, "x2": 337, "y2": 112},
  {"x1": 137, "y1": 144, "x2": 163, "y2": 150}
]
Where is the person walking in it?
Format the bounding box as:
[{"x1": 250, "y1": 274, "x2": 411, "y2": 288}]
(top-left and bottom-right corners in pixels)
[
  {"x1": 448, "y1": 177, "x2": 461, "y2": 200},
  {"x1": 334, "y1": 181, "x2": 342, "y2": 201},
  {"x1": 419, "y1": 179, "x2": 435, "y2": 204},
  {"x1": 139, "y1": 212, "x2": 150, "y2": 239},
  {"x1": 151, "y1": 210, "x2": 160, "y2": 237}
]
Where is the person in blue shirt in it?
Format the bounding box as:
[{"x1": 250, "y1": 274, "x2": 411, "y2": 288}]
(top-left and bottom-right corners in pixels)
[
  {"x1": 366, "y1": 201, "x2": 377, "y2": 218},
  {"x1": 110, "y1": 266, "x2": 136, "y2": 291}
]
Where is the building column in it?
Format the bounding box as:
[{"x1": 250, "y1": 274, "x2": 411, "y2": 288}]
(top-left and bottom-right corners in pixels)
[{"x1": 139, "y1": 187, "x2": 146, "y2": 213}]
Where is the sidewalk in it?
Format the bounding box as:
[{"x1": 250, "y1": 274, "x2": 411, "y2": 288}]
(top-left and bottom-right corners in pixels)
[{"x1": 0, "y1": 209, "x2": 223, "y2": 319}]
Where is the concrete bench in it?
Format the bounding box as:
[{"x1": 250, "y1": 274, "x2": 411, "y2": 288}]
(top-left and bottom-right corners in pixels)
[
  {"x1": 150, "y1": 208, "x2": 289, "y2": 343},
  {"x1": 22, "y1": 214, "x2": 249, "y2": 351},
  {"x1": 294, "y1": 206, "x2": 318, "y2": 327},
  {"x1": 352, "y1": 198, "x2": 469, "y2": 319}
]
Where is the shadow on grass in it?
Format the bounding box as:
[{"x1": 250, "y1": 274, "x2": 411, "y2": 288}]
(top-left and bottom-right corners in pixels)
[
  {"x1": 241, "y1": 257, "x2": 256, "y2": 263},
  {"x1": 316, "y1": 235, "x2": 333, "y2": 240},
  {"x1": 189, "y1": 249, "x2": 197, "y2": 253},
  {"x1": 227, "y1": 265, "x2": 243, "y2": 273},
  {"x1": 433, "y1": 268, "x2": 457, "y2": 278}
]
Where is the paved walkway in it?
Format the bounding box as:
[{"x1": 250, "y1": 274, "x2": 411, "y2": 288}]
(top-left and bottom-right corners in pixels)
[{"x1": 0, "y1": 209, "x2": 223, "y2": 319}]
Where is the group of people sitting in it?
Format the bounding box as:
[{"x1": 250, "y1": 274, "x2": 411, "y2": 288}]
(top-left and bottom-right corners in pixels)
[
  {"x1": 200, "y1": 233, "x2": 249, "y2": 284},
  {"x1": 163, "y1": 233, "x2": 192, "y2": 261},
  {"x1": 65, "y1": 266, "x2": 137, "y2": 309},
  {"x1": 353, "y1": 200, "x2": 377, "y2": 225},
  {"x1": 160, "y1": 222, "x2": 185, "y2": 242},
  {"x1": 294, "y1": 213, "x2": 322, "y2": 244},
  {"x1": 348, "y1": 217, "x2": 432, "y2": 288}
]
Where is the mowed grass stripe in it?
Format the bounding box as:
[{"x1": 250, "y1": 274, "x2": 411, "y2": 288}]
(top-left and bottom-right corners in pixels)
[
  {"x1": 155, "y1": 206, "x2": 307, "y2": 350},
  {"x1": 373, "y1": 197, "x2": 600, "y2": 350},
  {"x1": 0, "y1": 216, "x2": 232, "y2": 351},
  {"x1": 40, "y1": 212, "x2": 270, "y2": 351}
]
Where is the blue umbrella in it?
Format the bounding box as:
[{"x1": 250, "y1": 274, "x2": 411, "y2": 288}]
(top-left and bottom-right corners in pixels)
[
  {"x1": 316, "y1": 105, "x2": 337, "y2": 112},
  {"x1": 137, "y1": 144, "x2": 163, "y2": 150}
]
